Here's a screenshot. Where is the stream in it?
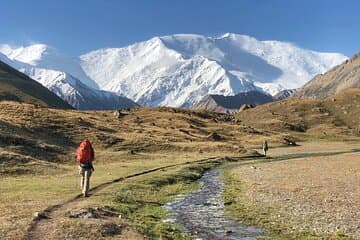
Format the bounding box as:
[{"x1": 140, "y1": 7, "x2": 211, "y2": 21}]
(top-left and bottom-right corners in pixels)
[{"x1": 164, "y1": 168, "x2": 264, "y2": 240}]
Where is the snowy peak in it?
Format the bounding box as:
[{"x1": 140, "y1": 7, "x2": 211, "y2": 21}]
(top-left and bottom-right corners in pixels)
[
  {"x1": 80, "y1": 33, "x2": 346, "y2": 107},
  {"x1": 0, "y1": 43, "x2": 57, "y2": 65},
  {"x1": 0, "y1": 58, "x2": 72, "y2": 109},
  {"x1": 18, "y1": 66, "x2": 138, "y2": 110},
  {"x1": 1, "y1": 33, "x2": 347, "y2": 108},
  {"x1": 0, "y1": 46, "x2": 138, "y2": 110},
  {"x1": 0, "y1": 43, "x2": 99, "y2": 89}
]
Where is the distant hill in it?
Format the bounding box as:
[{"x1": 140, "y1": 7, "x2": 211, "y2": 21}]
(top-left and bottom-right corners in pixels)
[
  {"x1": 294, "y1": 53, "x2": 360, "y2": 99},
  {"x1": 236, "y1": 88, "x2": 360, "y2": 137},
  {"x1": 195, "y1": 91, "x2": 274, "y2": 113},
  {"x1": 0, "y1": 60, "x2": 72, "y2": 109}
]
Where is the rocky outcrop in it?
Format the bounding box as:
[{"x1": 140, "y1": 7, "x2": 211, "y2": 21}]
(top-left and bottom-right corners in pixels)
[
  {"x1": 195, "y1": 91, "x2": 274, "y2": 113},
  {"x1": 239, "y1": 104, "x2": 255, "y2": 112},
  {"x1": 274, "y1": 89, "x2": 296, "y2": 101}
]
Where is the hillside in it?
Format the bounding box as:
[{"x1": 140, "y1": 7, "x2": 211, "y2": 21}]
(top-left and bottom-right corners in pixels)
[
  {"x1": 195, "y1": 91, "x2": 274, "y2": 113},
  {"x1": 294, "y1": 53, "x2": 360, "y2": 99},
  {"x1": 0, "y1": 101, "x2": 260, "y2": 173},
  {"x1": 236, "y1": 88, "x2": 360, "y2": 138},
  {"x1": 0, "y1": 60, "x2": 72, "y2": 109}
]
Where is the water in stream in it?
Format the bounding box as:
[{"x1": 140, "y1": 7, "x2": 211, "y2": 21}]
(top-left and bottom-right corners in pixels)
[{"x1": 164, "y1": 169, "x2": 264, "y2": 240}]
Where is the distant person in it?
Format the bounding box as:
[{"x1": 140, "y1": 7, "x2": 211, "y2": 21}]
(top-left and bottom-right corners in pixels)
[
  {"x1": 262, "y1": 140, "x2": 268, "y2": 156},
  {"x1": 75, "y1": 139, "x2": 95, "y2": 197}
]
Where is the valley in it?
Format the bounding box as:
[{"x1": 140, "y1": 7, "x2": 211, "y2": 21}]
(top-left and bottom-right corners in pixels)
[
  {"x1": 0, "y1": 22, "x2": 359, "y2": 240},
  {"x1": 0, "y1": 95, "x2": 359, "y2": 239}
]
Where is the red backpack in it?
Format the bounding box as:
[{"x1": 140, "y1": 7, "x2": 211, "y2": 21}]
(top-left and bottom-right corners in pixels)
[{"x1": 76, "y1": 140, "x2": 93, "y2": 164}]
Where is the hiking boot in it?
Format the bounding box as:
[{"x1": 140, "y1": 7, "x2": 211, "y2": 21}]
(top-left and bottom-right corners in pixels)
[{"x1": 83, "y1": 193, "x2": 89, "y2": 198}]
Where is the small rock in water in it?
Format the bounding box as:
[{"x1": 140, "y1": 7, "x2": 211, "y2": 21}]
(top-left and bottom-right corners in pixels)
[{"x1": 225, "y1": 230, "x2": 233, "y2": 235}]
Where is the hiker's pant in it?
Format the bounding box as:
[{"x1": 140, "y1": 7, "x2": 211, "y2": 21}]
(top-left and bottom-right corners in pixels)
[
  {"x1": 79, "y1": 167, "x2": 92, "y2": 195},
  {"x1": 263, "y1": 148, "x2": 267, "y2": 156}
]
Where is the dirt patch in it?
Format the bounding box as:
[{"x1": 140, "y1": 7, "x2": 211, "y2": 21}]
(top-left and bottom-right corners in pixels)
[
  {"x1": 67, "y1": 207, "x2": 120, "y2": 219},
  {"x1": 63, "y1": 207, "x2": 127, "y2": 238}
]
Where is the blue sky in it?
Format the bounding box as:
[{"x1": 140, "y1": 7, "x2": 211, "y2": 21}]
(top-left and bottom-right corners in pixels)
[{"x1": 1, "y1": 0, "x2": 359, "y2": 56}]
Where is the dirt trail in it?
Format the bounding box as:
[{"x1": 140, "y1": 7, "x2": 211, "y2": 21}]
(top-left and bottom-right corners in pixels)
[
  {"x1": 23, "y1": 147, "x2": 359, "y2": 240},
  {"x1": 23, "y1": 156, "x2": 249, "y2": 240}
]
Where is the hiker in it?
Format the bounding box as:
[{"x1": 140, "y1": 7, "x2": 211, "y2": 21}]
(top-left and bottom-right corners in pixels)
[
  {"x1": 262, "y1": 140, "x2": 268, "y2": 156},
  {"x1": 75, "y1": 139, "x2": 95, "y2": 197}
]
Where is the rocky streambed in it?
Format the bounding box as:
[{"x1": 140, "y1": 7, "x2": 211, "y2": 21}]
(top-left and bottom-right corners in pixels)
[{"x1": 164, "y1": 168, "x2": 264, "y2": 240}]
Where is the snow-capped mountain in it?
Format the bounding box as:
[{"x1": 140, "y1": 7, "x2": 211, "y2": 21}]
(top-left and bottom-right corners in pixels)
[
  {"x1": 0, "y1": 44, "x2": 99, "y2": 89},
  {"x1": 80, "y1": 33, "x2": 347, "y2": 107},
  {"x1": 1, "y1": 33, "x2": 347, "y2": 108},
  {"x1": 21, "y1": 67, "x2": 138, "y2": 110},
  {"x1": 0, "y1": 50, "x2": 138, "y2": 110}
]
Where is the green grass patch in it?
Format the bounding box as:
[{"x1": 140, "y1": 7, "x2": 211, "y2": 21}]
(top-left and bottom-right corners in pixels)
[{"x1": 113, "y1": 161, "x2": 222, "y2": 240}]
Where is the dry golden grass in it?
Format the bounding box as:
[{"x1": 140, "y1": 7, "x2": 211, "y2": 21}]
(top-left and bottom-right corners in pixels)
[
  {"x1": 1, "y1": 96, "x2": 359, "y2": 239},
  {"x1": 225, "y1": 141, "x2": 360, "y2": 239},
  {"x1": 236, "y1": 88, "x2": 360, "y2": 142},
  {"x1": 0, "y1": 101, "x2": 259, "y2": 239}
]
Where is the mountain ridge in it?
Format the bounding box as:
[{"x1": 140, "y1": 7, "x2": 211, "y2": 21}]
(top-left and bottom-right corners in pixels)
[
  {"x1": 293, "y1": 53, "x2": 359, "y2": 99},
  {"x1": 1, "y1": 33, "x2": 347, "y2": 108},
  {"x1": 80, "y1": 33, "x2": 346, "y2": 107},
  {"x1": 0, "y1": 51, "x2": 138, "y2": 110},
  {"x1": 0, "y1": 58, "x2": 73, "y2": 109}
]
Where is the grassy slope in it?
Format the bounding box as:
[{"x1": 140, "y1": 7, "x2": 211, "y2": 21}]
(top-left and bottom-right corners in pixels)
[
  {"x1": 293, "y1": 53, "x2": 360, "y2": 99},
  {"x1": 0, "y1": 61, "x2": 72, "y2": 109},
  {"x1": 1, "y1": 88, "x2": 360, "y2": 239},
  {"x1": 236, "y1": 88, "x2": 360, "y2": 143},
  {"x1": 0, "y1": 102, "x2": 257, "y2": 239}
]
